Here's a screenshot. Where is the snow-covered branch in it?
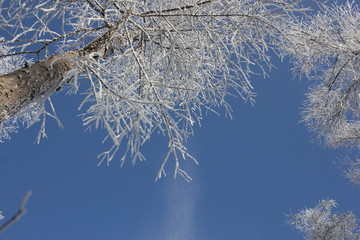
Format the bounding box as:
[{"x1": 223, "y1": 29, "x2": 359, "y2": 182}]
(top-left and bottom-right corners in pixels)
[
  {"x1": 281, "y1": 1, "x2": 360, "y2": 150},
  {"x1": 0, "y1": 0, "x2": 326, "y2": 179},
  {"x1": 288, "y1": 199, "x2": 360, "y2": 240}
]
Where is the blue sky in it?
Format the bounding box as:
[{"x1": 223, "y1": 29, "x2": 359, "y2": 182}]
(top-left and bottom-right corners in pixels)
[{"x1": 1, "y1": 52, "x2": 360, "y2": 239}]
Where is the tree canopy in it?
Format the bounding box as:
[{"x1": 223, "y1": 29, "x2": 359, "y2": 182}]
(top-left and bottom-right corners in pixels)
[{"x1": 0, "y1": 0, "x2": 315, "y2": 180}]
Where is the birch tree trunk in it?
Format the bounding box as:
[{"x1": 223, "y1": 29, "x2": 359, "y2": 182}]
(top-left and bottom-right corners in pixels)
[{"x1": 0, "y1": 51, "x2": 76, "y2": 123}]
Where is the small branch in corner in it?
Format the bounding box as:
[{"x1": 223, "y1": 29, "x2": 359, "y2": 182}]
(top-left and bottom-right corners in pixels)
[{"x1": 0, "y1": 191, "x2": 32, "y2": 233}]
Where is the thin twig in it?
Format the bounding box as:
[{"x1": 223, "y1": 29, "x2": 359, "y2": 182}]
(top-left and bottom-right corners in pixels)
[{"x1": 0, "y1": 191, "x2": 32, "y2": 233}]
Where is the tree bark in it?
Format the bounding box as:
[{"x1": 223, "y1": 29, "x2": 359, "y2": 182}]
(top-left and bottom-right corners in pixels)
[
  {"x1": 0, "y1": 27, "x2": 132, "y2": 124},
  {"x1": 0, "y1": 51, "x2": 77, "y2": 123}
]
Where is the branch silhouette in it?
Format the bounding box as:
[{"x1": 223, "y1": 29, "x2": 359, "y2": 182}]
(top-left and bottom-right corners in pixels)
[{"x1": 0, "y1": 191, "x2": 32, "y2": 233}]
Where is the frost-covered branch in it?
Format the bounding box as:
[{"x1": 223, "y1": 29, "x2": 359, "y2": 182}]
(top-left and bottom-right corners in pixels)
[
  {"x1": 0, "y1": 0, "x2": 315, "y2": 179},
  {"x1": 342, "y1": 156, "x2": 360, "y2": 185},
  {"x1": 288, "y1": 199, "x2": 360, "y2": 240},
  {"x1": 281, "y1": 1, "x2": 360, "y2": 150}
]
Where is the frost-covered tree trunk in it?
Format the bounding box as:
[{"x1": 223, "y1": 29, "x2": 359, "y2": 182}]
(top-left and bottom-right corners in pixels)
[
  {"x1": 0, "y1": 51, "x2": 75, "y2": 123},
  {"x1": 0, "y1": 29, "x2": 118, "y2": 124}
]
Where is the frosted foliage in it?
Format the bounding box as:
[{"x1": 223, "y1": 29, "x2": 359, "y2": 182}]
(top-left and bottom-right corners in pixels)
[
  {"x1": 0, "y1": 41, "x2": 22, "y2": 75},
  {"x1": 0, "y1": 0, "x2": 306, "y2": 179},
  {"x1": 281, "y1": 1, "x2": 360, "y2": 149},
  {"x1": 289, "y1": 200, "x2": 360, "y2": 240},
  {"x1": 343, "y1": 157, "x2": 360, "y2": 185},
  {"x1": 73, "y1": 0, "x2": 300, "y2": 180}
]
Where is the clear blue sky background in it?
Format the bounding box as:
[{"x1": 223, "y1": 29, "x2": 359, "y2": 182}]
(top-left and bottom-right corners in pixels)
[{"x1": 1, "y1": 44, "x2": 360, "y2": 240}]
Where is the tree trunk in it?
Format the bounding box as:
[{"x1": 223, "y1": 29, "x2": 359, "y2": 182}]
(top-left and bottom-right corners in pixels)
[
  {"x1": 0, "y1": 28, "x2": 130, "y2": 124},
  {"x1": 0, "y1": 51, "x2": 77, "y2": 123}
]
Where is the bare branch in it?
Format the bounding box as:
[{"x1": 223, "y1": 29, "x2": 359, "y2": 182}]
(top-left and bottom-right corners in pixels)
[{"x1": 0, "y1": 191, "x2": 32, "y2": 233}]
